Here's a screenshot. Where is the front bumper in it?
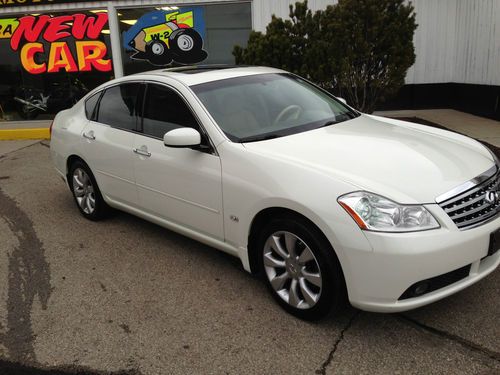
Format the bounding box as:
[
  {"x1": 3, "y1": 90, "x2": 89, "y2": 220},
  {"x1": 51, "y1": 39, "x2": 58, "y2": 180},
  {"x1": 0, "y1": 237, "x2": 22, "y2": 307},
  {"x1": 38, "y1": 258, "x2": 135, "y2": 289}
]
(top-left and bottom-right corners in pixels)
[{"x1": 342, "y1": 204, "x2": 500, "y2": 313}]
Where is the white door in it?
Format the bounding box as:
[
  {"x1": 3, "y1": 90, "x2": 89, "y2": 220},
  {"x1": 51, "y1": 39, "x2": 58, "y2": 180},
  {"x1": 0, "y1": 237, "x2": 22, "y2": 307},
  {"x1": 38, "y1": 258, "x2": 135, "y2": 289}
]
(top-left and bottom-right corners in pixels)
[
  {"x1": 81, "y1": 83, "x2": 142, "y2": 206},
  {"x1": 133, "y1": 83, "x2": 224, "y2": 239}
]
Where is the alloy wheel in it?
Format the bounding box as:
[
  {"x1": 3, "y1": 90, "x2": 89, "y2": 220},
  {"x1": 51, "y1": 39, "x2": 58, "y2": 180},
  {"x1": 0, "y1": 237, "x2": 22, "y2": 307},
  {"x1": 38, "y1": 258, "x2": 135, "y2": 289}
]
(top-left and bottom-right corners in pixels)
[
  {"x1": 263, "y1": 231, "x2": 322, "y2": 309},
  {"x1": 72, "y1": 168, "x2": 96, "y2": 214},
  {"x1": 177, "y1": 34, "x2": 194, "y2": 51},
  {"x1": 151, "y1": 42, "x2": 165, "y2": 55}
]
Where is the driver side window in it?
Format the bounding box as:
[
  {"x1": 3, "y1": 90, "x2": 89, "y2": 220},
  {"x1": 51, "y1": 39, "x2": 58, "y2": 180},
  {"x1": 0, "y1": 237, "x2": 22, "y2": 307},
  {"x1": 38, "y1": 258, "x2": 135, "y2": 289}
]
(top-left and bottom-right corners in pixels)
[{"x1": 141, "y1": 84, "x2": 199, "y2": 139}]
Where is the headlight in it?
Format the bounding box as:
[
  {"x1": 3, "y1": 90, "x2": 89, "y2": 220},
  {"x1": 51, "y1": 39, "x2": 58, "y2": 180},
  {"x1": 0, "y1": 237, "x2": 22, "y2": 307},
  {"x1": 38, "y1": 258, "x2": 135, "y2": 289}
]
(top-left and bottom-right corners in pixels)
[
  {"x1": 486, "y1": 146, "x2": 499, "y2": 167},
  {"x1": 338, "y1": 192, "x2": 440, "y2": 232}
]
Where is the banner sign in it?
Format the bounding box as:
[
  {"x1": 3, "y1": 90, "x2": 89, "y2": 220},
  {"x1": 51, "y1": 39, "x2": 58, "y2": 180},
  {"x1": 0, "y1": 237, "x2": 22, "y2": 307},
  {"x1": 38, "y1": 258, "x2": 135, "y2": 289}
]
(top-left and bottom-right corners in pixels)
[
  {"x1": 3, "y1": 13, "x2": 112, "y2": 74},
  {"x1": 0, "y1": 0, "x2": 111, "y2": 9},
  {"x1": 123, "y1": 8, "x2": 207, "y2": 66},
  {"x1": 0, "y1": 18, "x2": 18, "y2": 38}
]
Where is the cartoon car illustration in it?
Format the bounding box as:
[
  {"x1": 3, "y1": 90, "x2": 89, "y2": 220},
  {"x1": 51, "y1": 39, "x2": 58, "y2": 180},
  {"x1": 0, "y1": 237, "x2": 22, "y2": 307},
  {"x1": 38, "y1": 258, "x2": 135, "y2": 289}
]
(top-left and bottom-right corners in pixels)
[{"x1": 124, "y1": 10, "x2": 208, "y2": 66}]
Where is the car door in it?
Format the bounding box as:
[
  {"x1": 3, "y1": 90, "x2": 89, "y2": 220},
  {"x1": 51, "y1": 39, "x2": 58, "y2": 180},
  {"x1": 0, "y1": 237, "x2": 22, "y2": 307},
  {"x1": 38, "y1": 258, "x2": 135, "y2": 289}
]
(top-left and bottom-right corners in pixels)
[
  {"x1": 133, "y1": 82, "x2": 224, "y2": 239},
  {"x1": 81, "y1": 82, "x2": 143, "y2": 207}
]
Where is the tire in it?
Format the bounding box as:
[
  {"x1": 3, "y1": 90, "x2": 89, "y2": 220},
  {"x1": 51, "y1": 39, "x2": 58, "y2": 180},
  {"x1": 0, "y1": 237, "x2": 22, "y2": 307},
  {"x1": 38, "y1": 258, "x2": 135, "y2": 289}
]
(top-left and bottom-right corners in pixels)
[
  {"x1": 169, "y1": 28, "x2": 207, "y2": 64},
  {"x1": 258, "y1": 215, "x2": 346, "y2": 320},
  {"x1": 145, "y1": 40, "x2": 172, "y2": 66},
  {"x1": 68, "y1": 160, "x2": 111, "y2": 221}
]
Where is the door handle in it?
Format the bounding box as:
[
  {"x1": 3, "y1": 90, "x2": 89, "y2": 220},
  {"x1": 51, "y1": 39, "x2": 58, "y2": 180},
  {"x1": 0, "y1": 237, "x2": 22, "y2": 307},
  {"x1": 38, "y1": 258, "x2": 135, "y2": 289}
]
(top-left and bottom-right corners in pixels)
[
  {"x1": 82, "y1": 131, "x2": 95, "y2": 140},
  {"x1": 133, "y1": 147, "x2": 151, "y2": 157}
]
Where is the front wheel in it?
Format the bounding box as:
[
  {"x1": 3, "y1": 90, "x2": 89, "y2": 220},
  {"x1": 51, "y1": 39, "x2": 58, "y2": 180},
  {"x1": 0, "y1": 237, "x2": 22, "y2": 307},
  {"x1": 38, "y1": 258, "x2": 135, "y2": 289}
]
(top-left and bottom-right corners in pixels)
[
  {"x1": 258, "y1": 216, "x2": 346, "y2": 320},
  {"x1": 145, "y1": 40, "x2": 172, "y2": 66}
]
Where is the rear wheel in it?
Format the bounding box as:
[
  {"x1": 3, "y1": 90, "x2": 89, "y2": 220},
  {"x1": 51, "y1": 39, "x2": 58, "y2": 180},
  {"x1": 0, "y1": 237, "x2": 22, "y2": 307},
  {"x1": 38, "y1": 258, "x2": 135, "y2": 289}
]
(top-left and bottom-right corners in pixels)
[
  {"x1": 169, "y1": 28, "x2": 207, "y2": 64},
  {"x1": 258, "y1": 216, "x2": 346, "y2": 320},
  {"x1": 68, "y1": 161, "x2": 110, "y2": 221}
]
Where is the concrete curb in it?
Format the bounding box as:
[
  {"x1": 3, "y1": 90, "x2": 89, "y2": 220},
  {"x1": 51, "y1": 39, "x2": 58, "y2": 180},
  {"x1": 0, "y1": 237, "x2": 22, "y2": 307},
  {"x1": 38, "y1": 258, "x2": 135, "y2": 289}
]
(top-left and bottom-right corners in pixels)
[{"x1": 0, "y1": 128, "x2": 50, "y2": 140}]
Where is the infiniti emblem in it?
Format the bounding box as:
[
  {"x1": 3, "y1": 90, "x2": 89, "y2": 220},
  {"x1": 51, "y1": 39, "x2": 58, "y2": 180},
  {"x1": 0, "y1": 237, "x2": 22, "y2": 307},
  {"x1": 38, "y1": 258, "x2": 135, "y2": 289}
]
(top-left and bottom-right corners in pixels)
[{"x1": 484, "y1": 190, "x2": 500, "y2": 205}]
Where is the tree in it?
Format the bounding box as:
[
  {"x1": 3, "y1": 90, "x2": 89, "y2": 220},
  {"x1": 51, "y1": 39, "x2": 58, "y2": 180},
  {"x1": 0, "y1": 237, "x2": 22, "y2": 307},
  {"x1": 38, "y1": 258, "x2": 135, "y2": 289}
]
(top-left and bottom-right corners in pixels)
[
  {"x1": 233, "y1": 1, "x2": 319, "y2": 77},
  {"x1": 233, "y1": 0, "x2": 417, "y2": 113}
]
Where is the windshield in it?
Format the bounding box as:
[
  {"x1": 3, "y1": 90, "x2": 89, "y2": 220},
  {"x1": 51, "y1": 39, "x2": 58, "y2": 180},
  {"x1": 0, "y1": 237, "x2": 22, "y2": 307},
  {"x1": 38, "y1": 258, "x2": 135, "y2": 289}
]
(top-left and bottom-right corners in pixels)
[{"x1": 191, "y1": 73, "x2": 359, "y2": 142}]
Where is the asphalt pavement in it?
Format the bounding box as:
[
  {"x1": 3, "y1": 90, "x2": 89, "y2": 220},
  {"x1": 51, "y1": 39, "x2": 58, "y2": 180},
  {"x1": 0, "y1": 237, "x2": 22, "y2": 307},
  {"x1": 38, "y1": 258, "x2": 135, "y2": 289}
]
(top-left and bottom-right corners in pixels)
[{"x1": 0, "y1": 141, "x2": 498, "y2": 374}]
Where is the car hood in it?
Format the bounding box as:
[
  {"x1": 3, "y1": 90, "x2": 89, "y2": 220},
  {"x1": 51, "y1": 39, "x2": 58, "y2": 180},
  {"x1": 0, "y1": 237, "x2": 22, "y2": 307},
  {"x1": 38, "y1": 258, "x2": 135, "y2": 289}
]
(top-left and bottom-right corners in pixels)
[{"x1": 242, "y1": 115, "x2": 494, "y2": 203}]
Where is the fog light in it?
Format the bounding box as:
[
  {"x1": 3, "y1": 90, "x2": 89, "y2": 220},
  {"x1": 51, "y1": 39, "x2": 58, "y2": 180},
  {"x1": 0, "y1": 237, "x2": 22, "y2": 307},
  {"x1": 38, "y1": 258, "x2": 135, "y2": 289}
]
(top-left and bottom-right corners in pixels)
[{"x1": 413, "y1": 282, "x2": 429, "y2": 296}]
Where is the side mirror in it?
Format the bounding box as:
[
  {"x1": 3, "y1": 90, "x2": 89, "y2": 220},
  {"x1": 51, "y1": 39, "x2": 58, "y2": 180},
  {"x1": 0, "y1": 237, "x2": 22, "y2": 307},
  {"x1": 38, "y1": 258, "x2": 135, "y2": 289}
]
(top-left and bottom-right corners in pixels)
[
  {"x1": 337, "y1": 97, "x2": 347, "y2": 105},
  {"x1": 163, "y1": 128, "x2": 201, "y2": 148}
]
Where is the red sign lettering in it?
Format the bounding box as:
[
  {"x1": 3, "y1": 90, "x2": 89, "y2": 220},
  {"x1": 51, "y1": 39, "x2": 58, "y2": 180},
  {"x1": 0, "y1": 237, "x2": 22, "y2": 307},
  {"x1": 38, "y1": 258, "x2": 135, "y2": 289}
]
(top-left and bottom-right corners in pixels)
[{"x1": 11, "y1": 13, "x2": 112, "y2": 74}]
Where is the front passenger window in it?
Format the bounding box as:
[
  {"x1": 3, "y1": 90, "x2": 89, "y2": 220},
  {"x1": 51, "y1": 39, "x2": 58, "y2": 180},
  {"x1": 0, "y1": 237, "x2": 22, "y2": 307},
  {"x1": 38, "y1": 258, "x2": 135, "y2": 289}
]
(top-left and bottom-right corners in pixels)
[{"x1": 142, "y1": 84, "x2": 199, "y2": 139}]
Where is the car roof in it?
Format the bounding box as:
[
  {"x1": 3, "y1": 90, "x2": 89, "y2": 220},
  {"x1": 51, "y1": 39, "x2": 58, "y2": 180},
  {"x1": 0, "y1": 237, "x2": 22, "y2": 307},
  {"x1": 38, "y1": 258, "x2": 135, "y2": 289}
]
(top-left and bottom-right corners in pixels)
[{"x1": 138, "y1": 65, "x2": 286, "y2": 86}]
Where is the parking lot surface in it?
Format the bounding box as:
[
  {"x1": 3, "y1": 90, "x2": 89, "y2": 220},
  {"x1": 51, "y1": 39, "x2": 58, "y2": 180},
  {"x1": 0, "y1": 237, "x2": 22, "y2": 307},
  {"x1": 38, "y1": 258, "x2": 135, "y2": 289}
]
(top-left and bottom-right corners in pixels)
[{"x1": 0, "y1": 141, "x2": 499, "y2": 374}]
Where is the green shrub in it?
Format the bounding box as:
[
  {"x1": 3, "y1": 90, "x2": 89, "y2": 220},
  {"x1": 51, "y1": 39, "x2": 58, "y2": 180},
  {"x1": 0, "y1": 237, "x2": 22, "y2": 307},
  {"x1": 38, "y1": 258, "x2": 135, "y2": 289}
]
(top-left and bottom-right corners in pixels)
[{"x1": 233, "y1": 0, "x2": 417, "y2": 113}]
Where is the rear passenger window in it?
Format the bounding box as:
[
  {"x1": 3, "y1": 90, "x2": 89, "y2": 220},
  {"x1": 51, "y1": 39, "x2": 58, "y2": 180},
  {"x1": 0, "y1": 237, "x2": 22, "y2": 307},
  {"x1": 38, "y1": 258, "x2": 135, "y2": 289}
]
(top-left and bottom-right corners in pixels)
[
  {"x1": 85, "y1": 92, "x2": 100, "y2": 120},
  {"x1": 142, "y1": 84, "x2": 199, "y2": 139},
  {"x1": 97, "y1": 84, "x2": 142, "y2": 131}
]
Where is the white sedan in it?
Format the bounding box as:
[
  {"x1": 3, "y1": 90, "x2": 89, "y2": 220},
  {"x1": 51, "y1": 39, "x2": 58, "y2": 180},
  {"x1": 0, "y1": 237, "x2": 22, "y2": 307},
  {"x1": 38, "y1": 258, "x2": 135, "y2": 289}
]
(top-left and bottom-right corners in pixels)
[{"x1": 50, "y1": 66, "x2": 500, "y2": 320}]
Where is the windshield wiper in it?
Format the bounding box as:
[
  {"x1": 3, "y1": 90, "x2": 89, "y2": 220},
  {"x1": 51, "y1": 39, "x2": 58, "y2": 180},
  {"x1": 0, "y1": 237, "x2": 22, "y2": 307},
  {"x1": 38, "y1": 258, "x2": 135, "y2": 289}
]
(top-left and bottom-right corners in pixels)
[
  {"x1": 320, "y1": 114, "x2": 355, "y2": 128},
  {"x1": 240, "y1": 134, "x2": 281, "y2": 143},
  {"x1": 321, "y1": 120, "x2": 339, "y2": 127}
]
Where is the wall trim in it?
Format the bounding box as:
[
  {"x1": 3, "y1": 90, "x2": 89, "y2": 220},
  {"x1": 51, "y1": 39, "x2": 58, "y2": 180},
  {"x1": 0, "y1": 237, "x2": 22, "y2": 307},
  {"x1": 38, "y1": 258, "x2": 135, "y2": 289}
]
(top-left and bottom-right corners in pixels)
[
  {"x1": 0, "y1": 0, "x2": 249, "y2": 15},
  {"x1": 379, "y1": 83, "x2": 500, "y2": 121}
]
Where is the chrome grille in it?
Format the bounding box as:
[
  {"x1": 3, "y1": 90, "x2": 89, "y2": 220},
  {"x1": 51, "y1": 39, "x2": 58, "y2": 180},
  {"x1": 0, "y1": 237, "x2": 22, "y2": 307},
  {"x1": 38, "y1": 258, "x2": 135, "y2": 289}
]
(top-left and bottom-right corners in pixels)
[{"x1": 437, "y1": 166, "x2": 500, "y2": 229}]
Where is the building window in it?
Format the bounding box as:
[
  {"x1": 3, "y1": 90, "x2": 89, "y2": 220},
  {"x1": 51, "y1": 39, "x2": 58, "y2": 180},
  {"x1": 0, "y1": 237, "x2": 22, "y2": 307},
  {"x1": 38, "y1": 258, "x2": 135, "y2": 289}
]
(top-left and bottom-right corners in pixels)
[
  {"x1": 118, "y1": 2, "x2": 252, "y2": 75},
  {"x1": 0, "y1": 10, "x2": 114, "y2": 121}
]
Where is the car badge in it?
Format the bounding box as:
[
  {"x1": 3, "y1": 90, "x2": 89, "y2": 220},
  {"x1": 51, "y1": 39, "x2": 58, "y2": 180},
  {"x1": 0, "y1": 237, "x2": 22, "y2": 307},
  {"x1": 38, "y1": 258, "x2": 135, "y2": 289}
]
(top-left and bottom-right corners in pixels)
[{"x1": 484, "y1": 190, "x2": 500, "y2": 205}]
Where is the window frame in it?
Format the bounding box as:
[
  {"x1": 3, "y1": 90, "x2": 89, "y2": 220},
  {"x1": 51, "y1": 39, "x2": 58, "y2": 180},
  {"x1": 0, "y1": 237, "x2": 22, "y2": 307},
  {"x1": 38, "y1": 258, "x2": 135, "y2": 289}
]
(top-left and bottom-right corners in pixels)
[
  {"x1": 84, "y1": 90, "x2": 104, "y2": 121},
  {"x1": 92, "y1": 81, "x2": 145, "y2": 133},
  {"x1": 139, "y1": 81, "x2": 217, "y2": 155}
]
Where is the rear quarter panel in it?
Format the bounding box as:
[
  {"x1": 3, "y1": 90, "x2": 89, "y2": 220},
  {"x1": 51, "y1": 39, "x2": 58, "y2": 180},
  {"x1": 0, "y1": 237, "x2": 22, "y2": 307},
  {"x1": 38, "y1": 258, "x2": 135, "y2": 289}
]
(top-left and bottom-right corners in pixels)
[{"x1": 50, "y1": 103, "x2": 88, "y2": 179}]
